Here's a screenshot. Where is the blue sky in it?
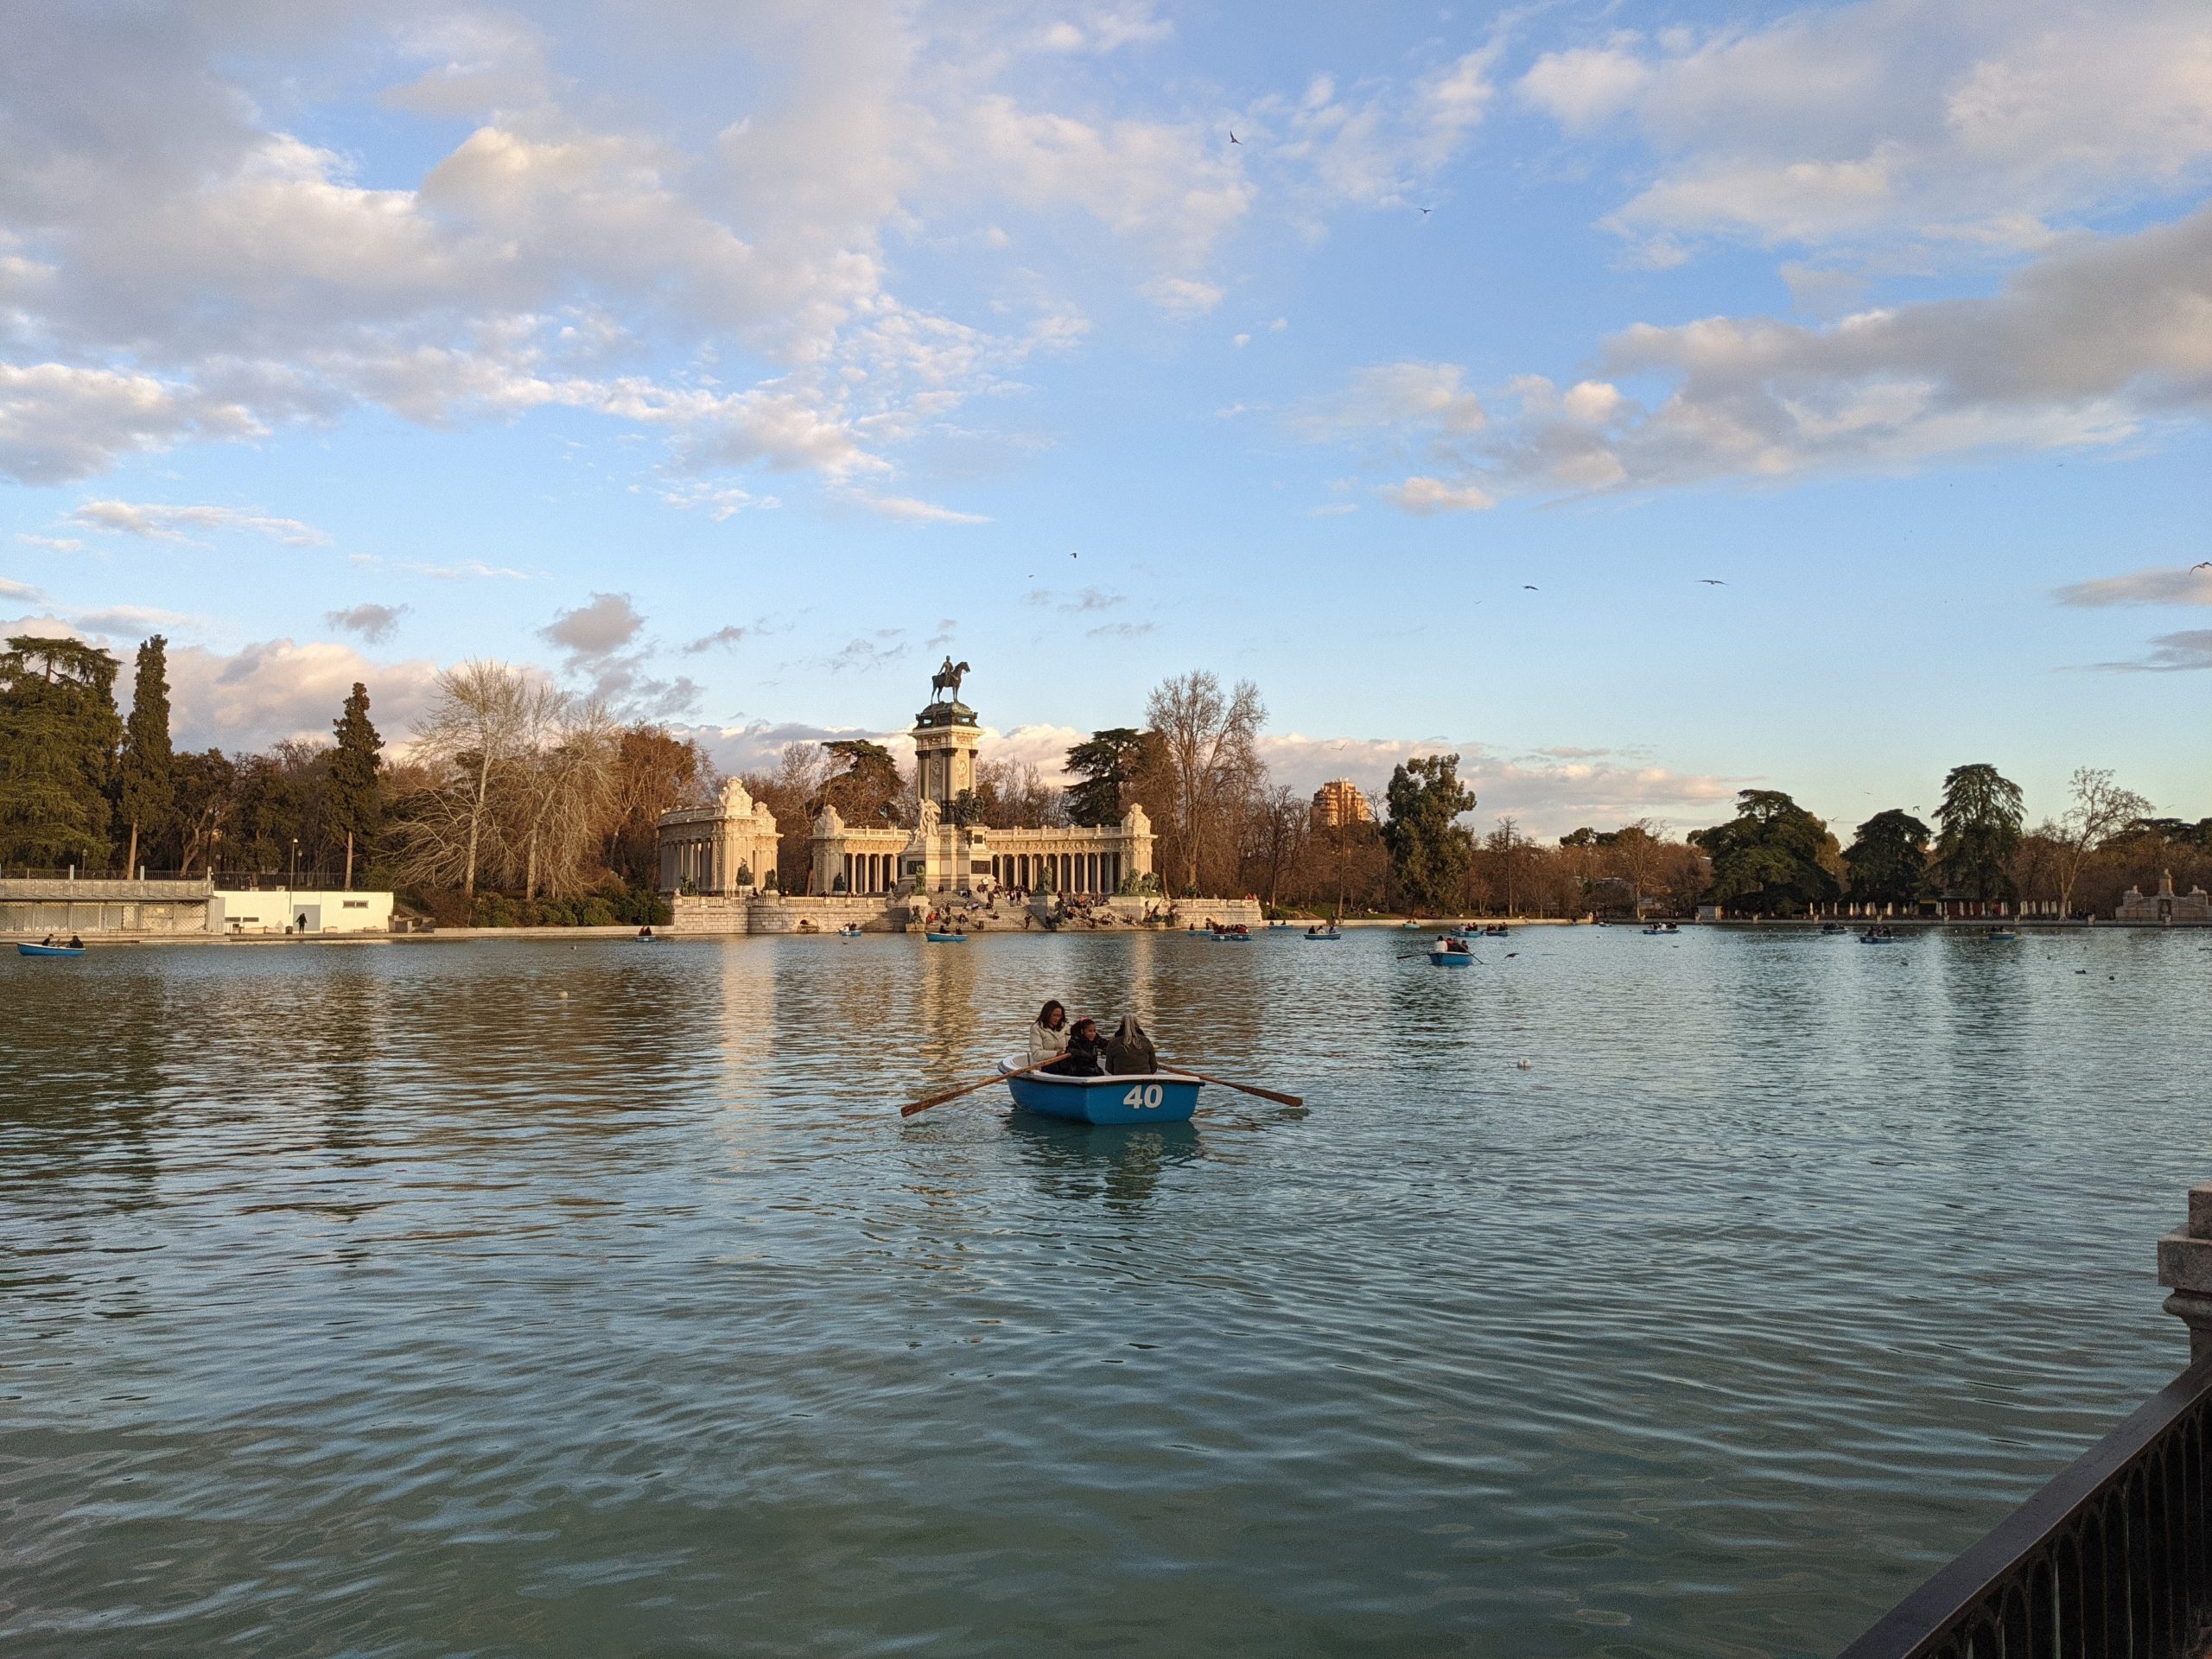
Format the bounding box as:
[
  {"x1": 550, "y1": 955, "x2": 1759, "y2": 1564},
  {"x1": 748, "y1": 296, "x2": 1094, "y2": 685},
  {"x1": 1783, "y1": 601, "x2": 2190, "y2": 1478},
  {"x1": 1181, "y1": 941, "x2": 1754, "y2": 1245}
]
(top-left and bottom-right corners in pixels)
[{"x1": 3, "y1": 0, "x2": 2208, "y2": 836}]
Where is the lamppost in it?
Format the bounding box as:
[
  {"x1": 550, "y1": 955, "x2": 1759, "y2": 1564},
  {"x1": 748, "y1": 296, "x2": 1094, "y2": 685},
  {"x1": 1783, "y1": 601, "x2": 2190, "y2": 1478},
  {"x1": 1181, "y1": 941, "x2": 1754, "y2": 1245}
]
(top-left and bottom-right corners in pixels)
[{"x1": 289, "y1": 837, "x2": 299, "y2": 889}]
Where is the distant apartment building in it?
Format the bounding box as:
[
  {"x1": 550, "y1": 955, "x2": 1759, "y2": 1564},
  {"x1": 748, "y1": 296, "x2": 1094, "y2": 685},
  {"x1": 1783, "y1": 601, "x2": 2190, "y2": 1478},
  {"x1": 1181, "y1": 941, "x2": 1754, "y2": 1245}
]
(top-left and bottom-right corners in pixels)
[{"x1": 1311, "y1": 779, "x2": 1375, "y2": 830}]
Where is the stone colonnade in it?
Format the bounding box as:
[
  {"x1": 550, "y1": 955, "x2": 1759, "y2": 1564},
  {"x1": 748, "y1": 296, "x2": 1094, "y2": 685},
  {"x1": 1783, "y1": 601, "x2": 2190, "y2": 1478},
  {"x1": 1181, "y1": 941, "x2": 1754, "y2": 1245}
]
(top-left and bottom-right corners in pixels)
[{"x1": 987, "y1": 849, "x2": 1123, "y2": 893}]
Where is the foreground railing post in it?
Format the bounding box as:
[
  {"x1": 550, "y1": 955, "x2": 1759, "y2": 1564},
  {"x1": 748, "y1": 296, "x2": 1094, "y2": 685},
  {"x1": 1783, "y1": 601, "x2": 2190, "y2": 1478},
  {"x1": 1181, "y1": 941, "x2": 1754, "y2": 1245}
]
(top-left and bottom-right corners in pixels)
[{"x1": 2158, "y1": 1185, "x2": 2212, "y2": 1365}]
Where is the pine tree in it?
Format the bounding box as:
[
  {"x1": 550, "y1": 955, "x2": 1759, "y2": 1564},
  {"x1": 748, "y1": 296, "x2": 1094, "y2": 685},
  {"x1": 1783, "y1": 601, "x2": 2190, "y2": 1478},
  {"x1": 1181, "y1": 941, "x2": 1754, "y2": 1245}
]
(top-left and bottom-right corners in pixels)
[
  {"x1": 327, "y1": 681, "x2": 384, "y2": 880},
  {"x1": 0, "y1": 636, "x2": 124, "y2": 868},
  {"x1": 117, "y1": 635, "x2": 175, "y2": 874}
]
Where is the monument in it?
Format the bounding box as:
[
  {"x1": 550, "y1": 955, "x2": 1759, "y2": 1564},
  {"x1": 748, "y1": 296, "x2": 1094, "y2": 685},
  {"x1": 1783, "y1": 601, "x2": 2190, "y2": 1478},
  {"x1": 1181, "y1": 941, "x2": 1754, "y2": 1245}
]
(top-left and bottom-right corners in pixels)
[{"x1": 657, "y1": 663, "x2": 1203, "y2": 934}]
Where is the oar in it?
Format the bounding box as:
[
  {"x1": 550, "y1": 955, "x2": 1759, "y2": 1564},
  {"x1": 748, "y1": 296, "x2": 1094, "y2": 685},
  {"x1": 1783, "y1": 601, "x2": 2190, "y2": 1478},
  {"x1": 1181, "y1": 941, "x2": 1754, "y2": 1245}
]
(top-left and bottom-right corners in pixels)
[
  {"x1": 899, "y1": 1053, "x2": 1063, "y2": 1118},
  {"x1": 1158, "y1": 1064, "x2": 1302, "y2": 1109}
]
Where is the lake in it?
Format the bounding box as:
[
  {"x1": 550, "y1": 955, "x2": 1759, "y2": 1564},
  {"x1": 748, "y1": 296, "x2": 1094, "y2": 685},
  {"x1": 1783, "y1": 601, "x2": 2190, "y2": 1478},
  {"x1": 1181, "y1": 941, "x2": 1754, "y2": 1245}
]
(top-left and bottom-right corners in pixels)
[{"x1": 4, "y1": 925, "x2": 2207, "y2": 1656}]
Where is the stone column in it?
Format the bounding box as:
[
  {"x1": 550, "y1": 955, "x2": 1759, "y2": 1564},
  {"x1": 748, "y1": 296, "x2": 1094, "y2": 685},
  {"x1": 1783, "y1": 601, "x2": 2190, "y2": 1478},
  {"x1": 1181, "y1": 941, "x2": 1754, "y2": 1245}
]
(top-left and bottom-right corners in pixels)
[{"x1": 2158, "y1": 1183, "x2": 2212, "y2": 1363}]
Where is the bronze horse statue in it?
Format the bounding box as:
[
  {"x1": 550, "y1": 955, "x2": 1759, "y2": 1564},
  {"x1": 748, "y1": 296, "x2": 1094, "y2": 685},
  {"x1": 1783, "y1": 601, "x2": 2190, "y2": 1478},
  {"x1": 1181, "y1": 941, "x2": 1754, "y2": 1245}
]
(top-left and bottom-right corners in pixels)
[{"x1": 931, "y1": 658, "x2": 969, "y2": 704}]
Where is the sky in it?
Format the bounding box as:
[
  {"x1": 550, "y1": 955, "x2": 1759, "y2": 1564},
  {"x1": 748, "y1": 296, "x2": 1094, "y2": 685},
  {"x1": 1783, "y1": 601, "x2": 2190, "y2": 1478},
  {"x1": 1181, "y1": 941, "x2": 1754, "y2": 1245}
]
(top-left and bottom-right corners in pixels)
[{"x1": 2, "y1": 0, "x2": 2208, "y2": 838}]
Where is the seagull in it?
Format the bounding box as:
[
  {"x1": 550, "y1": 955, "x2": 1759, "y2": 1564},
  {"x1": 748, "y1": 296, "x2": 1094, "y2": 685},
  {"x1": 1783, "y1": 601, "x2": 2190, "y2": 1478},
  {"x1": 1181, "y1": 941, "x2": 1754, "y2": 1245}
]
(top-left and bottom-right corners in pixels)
[
  {"x1": 1522, "y1": 584, "x2": 1538, "y2": 591},
  {"x1": 1420, "y1": 207, "x2": 1432, "y2": 216},
  {"x1": 1071, "y1": 551, "x2": 1077, "y2": 558},
  {"x1": 1229, "y1": 131, "x2": 1240, "y2": 144},
  {"x1": 1700, "y1": 578, "x2": 1726, "y2": 585},
  {"x1": 2194, "y1": 562, "x2": 2212, "y2": 571}
]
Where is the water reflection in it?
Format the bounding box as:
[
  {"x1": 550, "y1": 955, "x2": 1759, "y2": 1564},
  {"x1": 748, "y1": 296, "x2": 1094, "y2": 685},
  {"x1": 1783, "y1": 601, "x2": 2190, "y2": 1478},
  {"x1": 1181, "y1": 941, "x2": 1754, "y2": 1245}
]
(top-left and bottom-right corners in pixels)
[{"x1": 1003, "y1": 1112, "x2": 1201, "y2": 1211}]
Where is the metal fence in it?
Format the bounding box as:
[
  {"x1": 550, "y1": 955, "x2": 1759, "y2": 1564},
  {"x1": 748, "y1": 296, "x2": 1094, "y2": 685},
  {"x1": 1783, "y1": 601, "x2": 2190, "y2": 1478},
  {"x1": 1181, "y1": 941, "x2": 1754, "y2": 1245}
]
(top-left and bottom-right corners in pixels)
[{"x1": 1839, "y1": 1357, "x2": 2212, "y2": 1658}]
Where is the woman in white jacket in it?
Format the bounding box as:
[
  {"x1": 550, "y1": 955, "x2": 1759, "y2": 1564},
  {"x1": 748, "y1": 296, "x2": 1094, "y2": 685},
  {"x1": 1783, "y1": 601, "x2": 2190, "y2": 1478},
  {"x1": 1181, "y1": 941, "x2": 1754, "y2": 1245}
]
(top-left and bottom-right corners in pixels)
[{"x1": 1027, "y1": 1000, "x2": 1069, "y2": 1065}]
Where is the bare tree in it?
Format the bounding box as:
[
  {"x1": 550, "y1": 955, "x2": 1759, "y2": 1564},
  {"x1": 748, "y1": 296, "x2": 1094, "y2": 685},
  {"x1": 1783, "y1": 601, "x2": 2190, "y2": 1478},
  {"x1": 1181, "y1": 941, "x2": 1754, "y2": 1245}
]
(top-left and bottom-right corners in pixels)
[
  {"x1": 1143, "y1": 671, "x2": 1265, "y2": 895},
  {"x1": 2050, "y1": 766, "x2": 2153, "y2": 918},
  {"x1": 401, "y1": 660, "x2": 536, "y2": 897},
  {"x1": 507, "y1": 698, "x2": 620, "y2": 899}
]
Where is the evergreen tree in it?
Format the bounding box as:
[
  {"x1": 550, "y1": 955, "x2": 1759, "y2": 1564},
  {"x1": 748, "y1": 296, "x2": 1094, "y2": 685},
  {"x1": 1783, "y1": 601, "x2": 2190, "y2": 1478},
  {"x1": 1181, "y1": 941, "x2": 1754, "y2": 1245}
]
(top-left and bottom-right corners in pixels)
[
  {"x1": 1933, "y1": 762, "x2": 2024, "y2": 899},
  {"x1": 1692, "y1": 789, "x2": 1840, "y2": 914},
  {"x1": 327, "y1": 681, "x2": 385, "y2": 858},
  {"x1": 1063, "y1": 728, "x2": 1154, "y2": 827},
  {"x1": 818, "y1": 739, "x2": 903, "y2": 823},
  {"x1": 117, "y1": 635, "x2": 175, "y2": 874},
  {"x1": 1842, "y1": 809, "x2": 1931, "y2": 905},
  {"x1": 1381, "y1": 753, "x2": 1478, "y2": 911},
  {"x1": 0, "y1": 636, "x2": 124, "y2": 868}
]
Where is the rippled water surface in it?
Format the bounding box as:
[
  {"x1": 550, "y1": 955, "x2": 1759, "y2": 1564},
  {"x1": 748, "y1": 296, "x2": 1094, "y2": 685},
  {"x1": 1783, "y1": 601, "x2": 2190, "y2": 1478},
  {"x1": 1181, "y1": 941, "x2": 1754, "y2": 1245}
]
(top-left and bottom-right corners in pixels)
[{"x1": 5, "y1": 925, "x2": 2209, "y2": 1656}]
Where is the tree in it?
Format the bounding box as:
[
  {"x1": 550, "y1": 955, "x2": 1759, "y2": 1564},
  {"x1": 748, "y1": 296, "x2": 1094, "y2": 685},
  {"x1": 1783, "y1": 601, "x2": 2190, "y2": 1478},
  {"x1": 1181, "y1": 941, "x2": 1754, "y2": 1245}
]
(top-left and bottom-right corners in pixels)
[
  {"x1": 506, "y1": 698, "x2": 620, "y2": 899},
  {"x1": 1933, "y1": 762, "x2": 2024, "y2": 901},
  {"x1": 1693, "y1": 789, "x2": 1840, "y2": 914},
  {"x1": 1141, "y1": 671, "x2": 1265, "y2": 895},
  {"x1": 1064, "y1": 728, "x2": 1154, "y2": 827},
  {"x1": 327, "y1": 682, "x2": 385, "y2": 879},
  {"x1": 819, "y1": 739, "x2": 904, "y2": 824},
  {"x1": 117, "y1": 635, "x2": 175, "y2": 874},
  {"x1": 1842, "y1": 809, "x2": 1930, "y2": 906},
  {"x1": 400, "y1": 660, "x2": 537, "y2": 896},
  {"x1": 1483, "y1": 817, "x2": 1535, "y2": 915},
  {"x1": 173, "y1": 749, "x2": 235, "y2": 875},
  {"x1": 602, "y1": 725, "x2": 711, "y2": 889},
  {"x1": 1381, "y1": 753, "x2": 1477, "y2": 912},
  {"x1": 0, "y1": 635, "x2": 123, "y2": 868},
  {"x1": 2047, "y1": 766, "x2": 2152, "y2": 918},
  {"x1": 1595, "y1": 820, "x2": 1665, "y2": 915},
  {"x1": 1247, "y1": 784, "x2": 1308, "y2": 909}
]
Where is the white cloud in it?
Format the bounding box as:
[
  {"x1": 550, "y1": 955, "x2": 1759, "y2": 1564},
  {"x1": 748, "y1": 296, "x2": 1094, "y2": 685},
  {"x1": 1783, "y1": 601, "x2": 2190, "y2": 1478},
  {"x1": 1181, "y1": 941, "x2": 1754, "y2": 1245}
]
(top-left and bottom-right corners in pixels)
[
  {"x1": 1250, "y1": 47, "x2": 1501, "y2": 214},
  {"x1": 70, "y1": 499, "x2": 330, "y2": 546},
  {"x1": 853, "y1": 493, "x2": 990, "y2": 524},
  {"x1": 73, "y1": 604, "x2": 197, "y2": 635},
  {"x1": 1521, "y1": 1, "x2": 2212, "y2": 261},
  {"x1": 164, "y1": 638, "x2": 444, "y2": 753},
  {"x1": 397, "y1": 560, "x2": 529, "y2": 581},
  {"x1": 0, "y1": 365, "x2": 261, "y2": 486},
  {"x1": 1141, "y1": 276, "x2": 1224, "y2": 316},
  {"x1": 1382, "y1": 476, "x2": 1496, "y2": 513},
  {"x1": 1291, "y1": 360, "x2": 1488, "y2": 442},
  {"x1": 14, "y1": 534, "x2": 85, "y2": 552},
  {"x1": 1302, "y1": 203, "x2": 2212, "y2": 500},
  {"x1": 2056, "y1": 567, "x2": 2212, "y2": 607},
  {"x1": 0, "y1": 576, "x2": 44, "y2": 599},
  {"x1": 1518, "y1": 42, "x2": 1653, "y2": 133}
]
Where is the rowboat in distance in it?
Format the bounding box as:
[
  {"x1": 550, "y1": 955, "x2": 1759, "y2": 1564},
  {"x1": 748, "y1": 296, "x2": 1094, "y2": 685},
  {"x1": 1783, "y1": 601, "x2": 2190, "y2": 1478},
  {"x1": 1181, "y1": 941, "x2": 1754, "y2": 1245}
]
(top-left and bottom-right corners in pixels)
[
  {"x1": 1427, "y1": 938, "x2": 1476, "y2": 966},
  {"x1": 1988, "y1": 925, "x2": 2019, "y2": 941},
  {"x1": 998, "y1": 1057, "x2": 1202, "y2": 1124},
  {"x1": 1304, "y1": 925, "x2": 1342, "y2": 940},
  {"x1": 925, "y1": 931, "x2": 968, "y2": 943},
  {"x1": 1482, "y1": 925, "x2": 1510, "y2": 937},
  {"x1": 18, "y1": 942, "x2": 86, "y2": 958},
  {"x1": 1860, "y1": 927, "x2": 1897, "y2": 944},
  {"x1": 837, "y1": 924, "x2": 864, "y2": 938}
]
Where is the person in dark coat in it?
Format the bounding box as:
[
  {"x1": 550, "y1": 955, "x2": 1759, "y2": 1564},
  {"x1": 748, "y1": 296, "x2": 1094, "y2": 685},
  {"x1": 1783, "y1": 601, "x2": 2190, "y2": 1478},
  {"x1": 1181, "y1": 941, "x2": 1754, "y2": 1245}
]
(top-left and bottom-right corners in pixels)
[{"x1": 1046, "y1": 1017, "x2": 1105, "y2": 1077}]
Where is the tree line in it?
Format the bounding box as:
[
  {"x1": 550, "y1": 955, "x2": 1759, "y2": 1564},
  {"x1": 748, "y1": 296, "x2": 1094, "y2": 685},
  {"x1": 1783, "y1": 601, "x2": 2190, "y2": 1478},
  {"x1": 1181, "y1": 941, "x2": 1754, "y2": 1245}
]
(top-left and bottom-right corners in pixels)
[{"x1": 4, "y1": 637, "x2": 2196, "y2": 922}]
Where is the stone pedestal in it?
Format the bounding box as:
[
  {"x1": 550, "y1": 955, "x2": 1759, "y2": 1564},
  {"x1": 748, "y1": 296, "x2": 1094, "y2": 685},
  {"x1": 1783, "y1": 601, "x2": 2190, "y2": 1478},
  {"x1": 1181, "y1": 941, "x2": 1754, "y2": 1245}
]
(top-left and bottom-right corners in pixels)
[{"x1": 2157, "y1": 1184, "x2": 2212, "y2": 1363}]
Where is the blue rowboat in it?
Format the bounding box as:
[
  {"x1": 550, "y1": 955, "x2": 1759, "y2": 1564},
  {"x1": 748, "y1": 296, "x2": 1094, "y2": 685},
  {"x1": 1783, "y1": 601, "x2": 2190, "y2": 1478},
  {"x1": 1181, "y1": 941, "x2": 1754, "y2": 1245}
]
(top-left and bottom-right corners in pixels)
[
  {"x1": 18, "y1": 942, "x2": 86, "y2": 957},
  {"x1": 1304, "y1": 928, "x2": 1341, "y2": 941},
  {"x1": 998, "y1": 1057, "x2": 1202, "y2": 1124},
  {"x1": 1211, "y1": 931, "x2": 1252, "y2": 943},
  {"x1": 925, "y1": 931, "x2": 967, "y2": 943},
  {"x1": 1427, "y1": 946, "x2": 1476, "y2": 967},
  {"x1": 837, "y1": 925, "x2": 864, "y2": 938}
]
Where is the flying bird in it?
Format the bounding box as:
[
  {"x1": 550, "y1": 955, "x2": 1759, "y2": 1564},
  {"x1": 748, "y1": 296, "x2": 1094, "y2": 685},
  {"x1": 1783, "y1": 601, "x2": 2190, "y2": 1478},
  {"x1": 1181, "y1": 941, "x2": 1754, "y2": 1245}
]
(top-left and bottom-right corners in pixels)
[
  {"x1": 1229, "y1": 131, "x2": 1240, "y2": 144},
  {"x1": 2193, "y1": 562, "x2": 2212, "y2": 571},
  {"x1": 1700, "y1": 578, "x2": 1726, "y2": 585},
  {"x1": 1522, "y1": 584, "x2": 1538, "y2": 591},
  {"x1": 1420, "y1": 207, "x2": 1432, "y2": 216}
]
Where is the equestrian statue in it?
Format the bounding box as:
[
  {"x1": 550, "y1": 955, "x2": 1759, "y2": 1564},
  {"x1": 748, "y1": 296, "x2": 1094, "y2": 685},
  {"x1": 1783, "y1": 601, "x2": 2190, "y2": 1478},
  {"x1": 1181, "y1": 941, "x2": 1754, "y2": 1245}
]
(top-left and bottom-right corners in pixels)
[{"x1": 930, "y1": 658, "x2": 969, "y2": 705}]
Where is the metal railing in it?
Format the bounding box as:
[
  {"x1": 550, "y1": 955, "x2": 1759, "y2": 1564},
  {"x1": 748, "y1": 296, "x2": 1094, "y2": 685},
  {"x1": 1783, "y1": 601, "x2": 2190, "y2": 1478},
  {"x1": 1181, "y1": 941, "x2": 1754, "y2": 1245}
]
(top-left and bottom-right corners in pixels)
[{"x1": 1840, "y1": 1357, "x2": 2212, "y2": 1658}]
